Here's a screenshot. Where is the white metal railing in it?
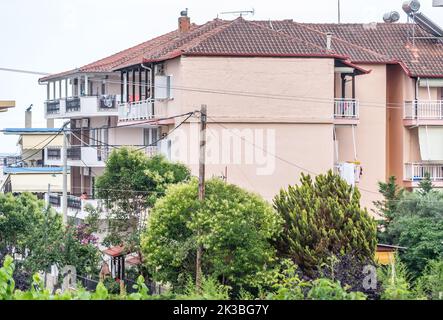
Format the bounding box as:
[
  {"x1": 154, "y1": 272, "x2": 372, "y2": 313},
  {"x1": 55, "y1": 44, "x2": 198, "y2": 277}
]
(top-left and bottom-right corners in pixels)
[
  {"x1": 404, "y1": 100, "x2": 443, "y2": 120},
  {"x1": 118, "y1": 99, "x2": 157, "y2": 121},
  {"x1": 404, "y1": 163, "x2": 443, "y2": 181},
  {"x1": 334, "y1": 98, "x2": 359, "y2": 119}
]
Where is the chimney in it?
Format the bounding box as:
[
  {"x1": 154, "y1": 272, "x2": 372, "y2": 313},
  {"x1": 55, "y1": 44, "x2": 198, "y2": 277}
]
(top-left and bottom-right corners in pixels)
[
  {"x1": 178, "y1": 9, "x2": 191, "y2": 33},
  {"x1": 25, "y1": 105, "x2": 32, "y2": 128},
  {"x1": 326, "y1": 32, "x2": 333, "y2": 51}
]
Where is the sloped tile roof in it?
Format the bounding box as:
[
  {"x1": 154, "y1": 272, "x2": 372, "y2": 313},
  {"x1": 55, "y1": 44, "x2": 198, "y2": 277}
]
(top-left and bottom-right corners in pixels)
[
  {"x1": 301, "y1": 22, "x2": 443, "y2": 77},
  {"x1": 40, "y1": 18, "x2": 443, "y2": 81}
]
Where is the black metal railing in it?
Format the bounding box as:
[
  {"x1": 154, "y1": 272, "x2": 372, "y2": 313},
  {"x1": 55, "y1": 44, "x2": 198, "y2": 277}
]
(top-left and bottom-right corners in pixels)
[
  {"x1": 67, "y1": 195, "x2": 81, "y2": 209},
  {"x1": 67, "y1": 147, "x2": 81, "y2": 160},
  {"x1": 46, "y1": 100, "x2": 60, "y2": 114},
  {"x1": 49, "y1": 194, "x2": 61, "y2": 206},
  {"x1": 66, "y1": 97, "x2": 81, "y2": 112},
  {"x1": 47, "y1": 147, "x2": 61, "y2": 160}
]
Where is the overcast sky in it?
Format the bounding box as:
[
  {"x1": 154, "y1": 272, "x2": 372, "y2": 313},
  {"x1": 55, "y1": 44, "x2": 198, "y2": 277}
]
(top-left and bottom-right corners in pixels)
[{"x1": 1, "y1": 0, "x2": 443, "y2": 153}]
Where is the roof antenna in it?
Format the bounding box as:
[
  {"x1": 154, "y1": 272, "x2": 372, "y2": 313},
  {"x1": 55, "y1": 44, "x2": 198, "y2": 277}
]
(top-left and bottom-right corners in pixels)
[{"x1": 219, "y1": 8, "x2": 255, "y2": 18}]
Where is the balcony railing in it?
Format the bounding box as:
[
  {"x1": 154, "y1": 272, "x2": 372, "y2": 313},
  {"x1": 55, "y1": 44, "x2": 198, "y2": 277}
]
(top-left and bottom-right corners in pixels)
[
  {"x1": 45, "y1": 95, "x2": 119, "y2": 118},
  {"x1": 404, "y1": 100, "x2": 443, "y2": 120},
  {"x1": 334, "y1": 98, "x2": 359, "y2": 119},
  {"x1": 46, "y1": 100, "x2": 61, "y2": 115},
  {"x1": 118, "y1": 99, "x2": 159, "y2": 122},
  {"x1": 404, "y1": 162, "x2": 443, "y2": 181}
]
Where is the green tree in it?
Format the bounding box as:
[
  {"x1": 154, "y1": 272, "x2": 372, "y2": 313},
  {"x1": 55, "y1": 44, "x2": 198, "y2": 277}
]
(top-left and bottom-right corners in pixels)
[
  {"x1": 273, "y1": 171, "x2": 377, "y2": 276},
  {"x1": 95, "y1": 148, "x2": 190, "y2": 254},
  {"x1": 386, "y1": 191, "x2": 443, "y2": 277},
  {"x1": 418, "y1": 172, "x2": 433, "y2": 196},
  {"x1": 141, "y1": 178, "x2": 281, "y2": 292},
  {"x1": 373, "y1": 176, "x2": 404, "y2": 243},
  {"x1": 415, "y1": 259, "x2": 443, "y2": 300},
  {"x1": 0, "y1": 193, "x2": 100, "y2": 282}
]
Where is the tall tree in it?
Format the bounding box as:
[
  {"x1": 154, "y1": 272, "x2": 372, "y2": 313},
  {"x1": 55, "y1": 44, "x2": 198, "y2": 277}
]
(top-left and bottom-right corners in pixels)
[
  {"x1": 273, "y1": 171, "x2": 377, "y2": 276},
  {"x1": 373, "y1": 176, "x2": 404, "y2": 243}
]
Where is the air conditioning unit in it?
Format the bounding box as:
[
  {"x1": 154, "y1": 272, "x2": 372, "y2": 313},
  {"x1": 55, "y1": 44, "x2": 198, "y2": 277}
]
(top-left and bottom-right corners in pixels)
[
  {"x1": 155, "y1": 63, "x2": 165, "y2": 75},
  {"x1": 81, "y1": 119, "x2": 89, "y2": 128},
  {"x1": 82, "y1": 167, "x2": 91, "y2": 176}
]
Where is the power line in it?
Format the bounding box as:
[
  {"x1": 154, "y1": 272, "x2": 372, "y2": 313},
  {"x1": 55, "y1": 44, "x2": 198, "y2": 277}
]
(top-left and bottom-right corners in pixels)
[
  {"x1": 1, "y1": 66, "x2": 409, "y2": 110},
  {"x1": 207, "y1": 115, "x2": 383, "y2": 196},
  {"x1": 0, "y1": 67, "x2": 50, "y2": 76}
]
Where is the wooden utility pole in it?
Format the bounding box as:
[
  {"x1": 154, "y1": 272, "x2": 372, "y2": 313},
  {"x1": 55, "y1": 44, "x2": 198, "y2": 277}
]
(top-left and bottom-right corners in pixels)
[
  {"x1": 62, "y1": 127, "x2": 68, "y2": 225},
  {"x1": 196, "y1": 104, "x2": 207, "y2": 292}
]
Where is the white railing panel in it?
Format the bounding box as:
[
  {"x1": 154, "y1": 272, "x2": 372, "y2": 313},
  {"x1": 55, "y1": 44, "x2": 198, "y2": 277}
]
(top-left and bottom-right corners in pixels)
[
  {"x1": 404, "y1": 100, "x2": 443, "y2": 120},
  {"x1": 334, "y1": 98, "x2": 359, "y2": 119},
  {"x1": 404, "y1": 163, "x2": 443, "y2": 181}
]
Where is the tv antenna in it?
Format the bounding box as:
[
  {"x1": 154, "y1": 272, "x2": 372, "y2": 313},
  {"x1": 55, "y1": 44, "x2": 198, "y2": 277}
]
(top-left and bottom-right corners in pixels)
[{"x1": 219, "y1": 8, "x2": 255, "y2": 18}]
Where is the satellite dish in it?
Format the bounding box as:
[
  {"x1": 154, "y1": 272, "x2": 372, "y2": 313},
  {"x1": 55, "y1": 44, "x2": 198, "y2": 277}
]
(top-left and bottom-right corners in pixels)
[
  {"x1": 402, "y1": 0, "x2": 421, "y2": 14},
  {"x1": 383, "y1": 11, "x2": 400, "y2": 23}
]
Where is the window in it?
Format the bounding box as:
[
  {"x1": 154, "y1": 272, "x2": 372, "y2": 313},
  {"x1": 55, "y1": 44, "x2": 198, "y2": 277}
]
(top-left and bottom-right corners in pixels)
[
  {"x1": 144, "y1": 128, "x2": 159, "y2": 146},
  {"x1": 154, "y1": 75, "x2": 172, "y2": 100}
]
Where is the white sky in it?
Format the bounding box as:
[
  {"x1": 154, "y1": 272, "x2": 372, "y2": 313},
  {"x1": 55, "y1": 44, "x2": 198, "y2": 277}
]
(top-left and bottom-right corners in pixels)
[{"x1": 1, "y1": 0, "x2": 443, "y2": 153}]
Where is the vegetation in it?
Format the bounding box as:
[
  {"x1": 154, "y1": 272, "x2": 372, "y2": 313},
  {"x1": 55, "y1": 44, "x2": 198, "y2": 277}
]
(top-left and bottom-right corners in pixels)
[
  {"x1": 141, "y1": 178, "x2": 282, "y2": 293},
  {"x1": 273, "y1": 171, "x2": 377, "y2": 276},
  {"x1": 376, "y1": 176, "x2": 443, "y2": 277},
  {"x1": 0, "y1": 193, "x2": 101, "y2": 288},
  {"x1": 95, "y1": 148, "x2": 190, "y2": 259}
]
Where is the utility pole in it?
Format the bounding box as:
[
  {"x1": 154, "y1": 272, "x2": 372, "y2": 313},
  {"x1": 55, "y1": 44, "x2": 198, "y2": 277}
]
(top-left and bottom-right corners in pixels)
[
  {"x1": 44, "y1": 183, "x2": 50, "y2": 287},
  {"x1": 62, "y1": 127, "x2": 68, "y2": 225},
  {"x1": 338, "y1": 0, "x2": 341, "y2": 24},
  {"x1": 196, "y1": 104, "x2": 207, "y2": 293}
]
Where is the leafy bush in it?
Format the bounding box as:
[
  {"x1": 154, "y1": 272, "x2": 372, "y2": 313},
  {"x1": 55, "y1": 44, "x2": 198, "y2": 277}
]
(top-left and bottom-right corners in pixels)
[
  {"x1": 142, "y1": 178, "x2": 281, "y2": 292},
  {"x1": 307, "y1": 278, "x2": 367, "y2": 300},
  {"x1": 378, "y1": 257, "x2": 419, "y2": 300},
  {"x1": 415, "y1": 259, "x2": 443, "y2": 300},
  {"x1": 175, "y1": 277, "x2": 230, "y2": 300}
]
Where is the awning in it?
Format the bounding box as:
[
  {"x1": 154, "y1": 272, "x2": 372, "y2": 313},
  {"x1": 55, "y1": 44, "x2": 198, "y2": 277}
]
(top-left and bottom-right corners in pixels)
[
  {"x1": 419, "y1": 126, "x2": 443, "y2": 161},
  {"x1": 418, "y1": 78, "x2": 443, "y2": 87}
]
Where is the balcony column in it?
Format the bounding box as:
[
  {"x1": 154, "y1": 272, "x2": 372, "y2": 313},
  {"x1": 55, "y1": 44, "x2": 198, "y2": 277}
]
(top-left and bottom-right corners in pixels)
[
  {"x1": 65, "y1": 79, "x2": 68, "y2": 98},
  {"x1": 352, "y1": 74, "x2": 356, "y2": 115},
  {"x1": 46, "y1": 83, "x2": 50, "y2": 100},
  {"x1": 139, "y1": 68, "x2": 142, "y2": 101},
  {"x1": 84, "y1": 75, "x2": 89, "y2": 96},
  {"x1": 132, "y1": 69, "x2": 136, "y2": 102},
  {"x1": 53, "y1": 81, "x2": 56, "y2": 100},
  {"x1": 77, "y1": 75, "x2": 82, "y2": 97},
  {"x1": 341, "y1": 74, "x2": 346, "y2": 99}
]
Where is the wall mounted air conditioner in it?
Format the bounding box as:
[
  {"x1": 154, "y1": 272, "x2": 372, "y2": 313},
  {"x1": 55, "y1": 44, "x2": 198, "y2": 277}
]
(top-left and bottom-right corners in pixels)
[{"x1": 155, "y1": 63, "x2": 165, "y2": 75}]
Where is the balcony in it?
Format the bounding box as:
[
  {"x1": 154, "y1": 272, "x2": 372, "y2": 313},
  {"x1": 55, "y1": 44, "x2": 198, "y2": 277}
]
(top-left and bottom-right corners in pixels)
[
  {"x1": 45, "y1": 146, "x2": 108, "y2": 167},
  {"x1": 47, "y1": 193, "x2": 106, "y2": 220},
  {"x1": 404, "y1": 162, "x2": 443, "y2": 187},
  {"x1": 334, "y1": 98, "x2": 359, "y2": 124},
  {"x1": 45, "y1": 95, "x2": 119, "y2": 119},
  {"x1": 118, "y1": 99, "x2": 166, "y2": 124},
  {"x1": 404, "y1": 100, "x2": 443, "y2": 126}
]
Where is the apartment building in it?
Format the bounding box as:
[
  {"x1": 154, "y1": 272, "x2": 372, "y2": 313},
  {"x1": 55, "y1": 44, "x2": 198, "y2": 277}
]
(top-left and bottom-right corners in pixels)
[
  {"x1": 39, "y1": 12, "x2": 443, "y2": 214},
  {"x1": 0, "y1": 127, "x2": 69, "y2": 196}
]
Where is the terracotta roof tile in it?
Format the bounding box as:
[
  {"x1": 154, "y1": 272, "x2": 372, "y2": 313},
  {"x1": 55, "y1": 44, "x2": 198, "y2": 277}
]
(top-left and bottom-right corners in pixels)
[
  {"x1": 301, "y1": 22, "x2": 443, "y2": 77},
  {"x1": 41, "y1": 19, "x2": 443, "y2": 81}
]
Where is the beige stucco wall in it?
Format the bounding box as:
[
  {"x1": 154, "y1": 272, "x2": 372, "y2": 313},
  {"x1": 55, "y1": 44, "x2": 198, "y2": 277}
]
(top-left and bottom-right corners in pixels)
[
  {"x1": 21, "y1": 134, "x2": 63, "y2": 149},
  {"x1": 335, "y1": 64, "x2": 387, "y2": 211},
  {"x1": 164, "y1": 56, "x2": 336, "y2": 202}
]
